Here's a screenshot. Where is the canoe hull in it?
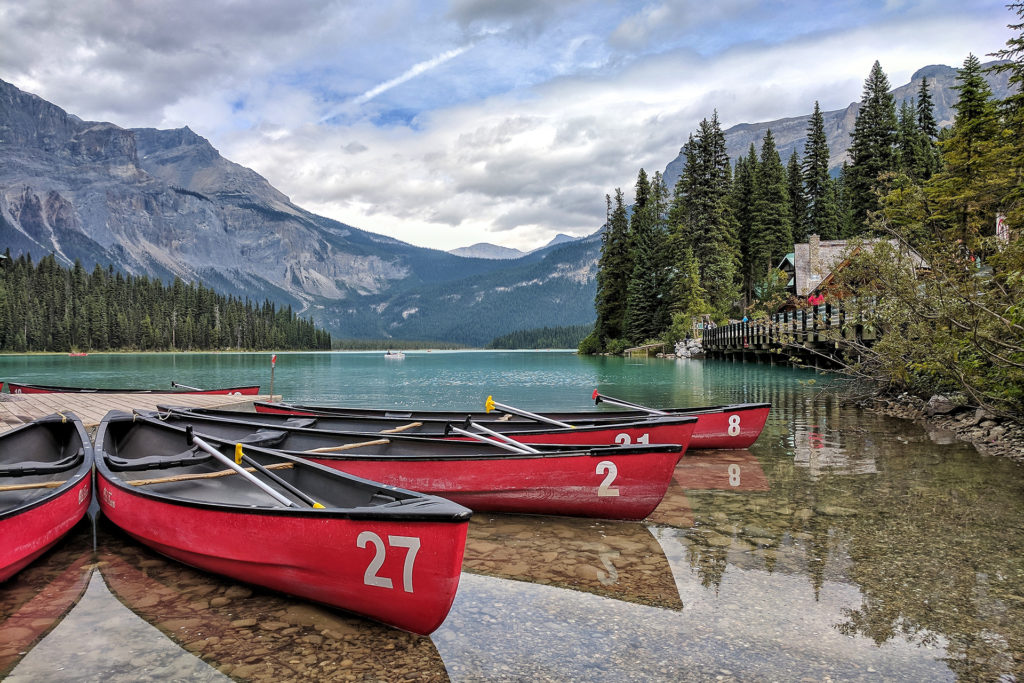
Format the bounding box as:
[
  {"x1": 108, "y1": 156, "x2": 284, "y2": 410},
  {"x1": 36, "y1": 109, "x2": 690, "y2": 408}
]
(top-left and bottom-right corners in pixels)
[
  {"x1": 7, "y1": 382, "x2": 260, "y2": 395},
  {"x1": 254, "y1": 401, "x2": 770, "y2": 449},
  {"x1": 0, "y1": 476, "x2": 91, "y2": 582},
  {"x1": 96, "y1": 474, "x2": 467, "y2": 635},
  {"x1": 304, "y1": 448, "x2": 683, "y2": 520},
  {"x1": 0, "y1": 415, "x2": 93, "y2": 583}
]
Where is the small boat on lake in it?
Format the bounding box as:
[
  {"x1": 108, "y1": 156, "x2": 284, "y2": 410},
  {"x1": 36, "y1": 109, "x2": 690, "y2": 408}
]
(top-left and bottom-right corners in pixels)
[
  {"x1": 134, "y1": 410, "x2": 686, "y2": 520},
  {"x1": 94, "y1": 411, "x2": 472, "y2": 635},
  {"x1": 0, "y1": 414, "x2": 93, "y2": 583},
  {"x1": 384, "y1": 350, "x2": 405, "y2": 360},
  {"x1": 252, "y1": 395, "x2": 771, "y2": 450},
  {"x1": 6, "y1": 382, "x2": 260, "y2": 395}
]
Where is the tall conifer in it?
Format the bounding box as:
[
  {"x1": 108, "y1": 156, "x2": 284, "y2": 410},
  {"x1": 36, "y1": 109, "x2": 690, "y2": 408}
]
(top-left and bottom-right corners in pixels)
[{"x1": 848, "y1": 61, "x2": 898, "y2": 231}]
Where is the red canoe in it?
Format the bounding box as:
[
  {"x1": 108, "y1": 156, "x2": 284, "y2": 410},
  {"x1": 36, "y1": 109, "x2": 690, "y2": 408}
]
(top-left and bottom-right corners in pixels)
[
  {"x1": 134, "y1": 410, "x2": 688, "y2": 520},
  {"x1": 253, "y1": 400, "x2": 771, "y2": 450},
  {"x1": 0, "y1": 414, "x2": 93, "y2": 583},
  {"x1": 94, "y1": 411, "x2": 472, "y2": 635},
  {"x1": 6, "y1": 382, "x2": 260, "y2": 395}
]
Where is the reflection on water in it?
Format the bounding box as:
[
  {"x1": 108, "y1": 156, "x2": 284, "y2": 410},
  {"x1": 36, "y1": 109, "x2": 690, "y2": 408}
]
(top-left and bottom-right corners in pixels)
[
  {"x1": 0, "y1": 523, "x2": 93, "y2": 676},
  {"x1": 1, "y1": 354, "x2": 1023, "y2": 680},
  {"x1": 464, "y1": 514, "x2": 681, "y2": 610}
]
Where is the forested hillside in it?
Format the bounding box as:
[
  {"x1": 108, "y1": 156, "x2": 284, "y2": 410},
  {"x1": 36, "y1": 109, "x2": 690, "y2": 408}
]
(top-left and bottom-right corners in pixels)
[
  {"x1": 486, "y1": 324, "x2": 592, "y2": 349},
  {"x1": 0, "y1": 252, "x2": 331, "y2": 352}
]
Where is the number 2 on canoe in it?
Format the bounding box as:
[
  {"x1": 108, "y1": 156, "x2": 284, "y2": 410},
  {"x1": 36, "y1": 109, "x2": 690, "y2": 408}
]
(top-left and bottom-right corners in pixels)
[
  {"x1": 357, "y1": 531, "x2": 421, "y2": 593},
  {"x1": 596, "y1": 460, "x2": 620, "y2": 497}
]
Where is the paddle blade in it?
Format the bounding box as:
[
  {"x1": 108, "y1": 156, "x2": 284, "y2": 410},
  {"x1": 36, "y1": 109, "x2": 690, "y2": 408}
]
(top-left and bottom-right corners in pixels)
[{"x1": 485, "y1": 395, "x2": 496, "y2": 413}]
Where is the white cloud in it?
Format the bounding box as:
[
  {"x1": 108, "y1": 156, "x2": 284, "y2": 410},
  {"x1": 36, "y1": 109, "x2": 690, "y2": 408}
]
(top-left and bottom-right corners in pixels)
[{"x1": 0, "y1": 0, "x2": 1015, "y2": 251}]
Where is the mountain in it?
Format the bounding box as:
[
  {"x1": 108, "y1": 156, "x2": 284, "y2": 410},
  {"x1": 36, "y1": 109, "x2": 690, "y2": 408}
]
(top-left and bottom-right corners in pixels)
[
  {"x1": 663, "y1": 63, "x2": 1012, "y2": 191},
  {"x1": 448, "y1": 243, "x2": 527, "y2": 259},
  {"x1": 0, "y1": 78, "x2": 599, "y2": 344},
  {"x1": 447, "y1": 233, "x2": 580, "y2": 260}
]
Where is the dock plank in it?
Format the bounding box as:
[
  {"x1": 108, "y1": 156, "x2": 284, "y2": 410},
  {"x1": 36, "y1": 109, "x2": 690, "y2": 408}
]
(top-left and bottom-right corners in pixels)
[{"x1": 0, "y1": 394, "x2": 277, "y2": 433}]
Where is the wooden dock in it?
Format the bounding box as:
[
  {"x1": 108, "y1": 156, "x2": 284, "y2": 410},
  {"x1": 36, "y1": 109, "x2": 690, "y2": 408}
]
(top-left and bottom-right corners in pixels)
[{"x1": 0, "y1": 393, "x2": 279, "y2": 433}]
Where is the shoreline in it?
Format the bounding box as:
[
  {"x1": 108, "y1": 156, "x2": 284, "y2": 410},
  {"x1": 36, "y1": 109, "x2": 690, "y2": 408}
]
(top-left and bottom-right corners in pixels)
[{"x1": 866, "y1": 393, "x2": 1024, "y2": 464}]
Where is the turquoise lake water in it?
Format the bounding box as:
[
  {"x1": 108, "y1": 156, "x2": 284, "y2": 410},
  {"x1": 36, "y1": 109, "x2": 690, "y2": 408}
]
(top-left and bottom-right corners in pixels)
[{"x1": 1, "y1": 351, "x2": 1022, "y2": 681}]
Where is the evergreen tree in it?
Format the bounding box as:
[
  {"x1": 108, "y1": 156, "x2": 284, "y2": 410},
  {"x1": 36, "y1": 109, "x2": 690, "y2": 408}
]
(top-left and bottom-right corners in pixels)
[
  {"x1": 748, "y1": 129, "x2": 792, "y2": 299},
  {"x1": 802, "y1": 101, "x2": 834, "y2": 240},
  {"x1": 594, "y1": 189, "x2": 631, "y2": 345},
  {"x1": 847, "y1": 61, "x2": 898, "y2": 231},
  {"x1": 732, "y1": 145, "x2": 759, "y2": 303},
  {"x1": 787, "y1": 151, "x2": 808, "y2": 244},
  {"x1": 668, "y1": 112, "x2": 738, "y2": 316},
  {"x1": 625, "y1": 172, "x2": 671, "y2": 342},
  {"x1": 927, "y1": 53, "x2": 1003, "y2": 244}
]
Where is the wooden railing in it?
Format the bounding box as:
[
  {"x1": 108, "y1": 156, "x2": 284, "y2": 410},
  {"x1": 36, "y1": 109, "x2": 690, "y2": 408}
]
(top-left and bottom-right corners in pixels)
[{"x1": 701, "y1": 302, "x2": 876, "y2": 361}]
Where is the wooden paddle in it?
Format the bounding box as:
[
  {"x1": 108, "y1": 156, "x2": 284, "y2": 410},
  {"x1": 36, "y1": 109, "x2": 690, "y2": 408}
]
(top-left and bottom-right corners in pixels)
[
  {"x1": 305, "y1": 438, "x2": 390, "y2": 453},
  {"x1": 378, "y1": 422, "x2": 423, "y2": 434},
  {"x1": 128, "y1": 463, "x2": 293, "y2": 487},
  {"x1": 0, "y1": 480, "x2": 67, "y2": 492}
]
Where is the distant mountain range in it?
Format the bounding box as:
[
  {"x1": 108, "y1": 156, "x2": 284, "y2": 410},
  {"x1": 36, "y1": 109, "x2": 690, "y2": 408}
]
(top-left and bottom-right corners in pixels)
[
  {"x1": 0, "y1": 78, "x2": 599, "y2": 345},
  {"x1": 0, "y1": 63, "x2": 1008, "y2": 344},
  {"x1": 447, "y1": 233, "x2": 577, "y2": 260}
]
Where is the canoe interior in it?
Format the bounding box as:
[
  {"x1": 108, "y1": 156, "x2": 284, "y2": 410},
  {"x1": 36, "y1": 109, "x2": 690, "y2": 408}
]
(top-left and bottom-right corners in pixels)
[
  {"x1": 98, "y1": 415, "x2": 469, "y2": 517},
  {"x1": 0, "y1": 417, "x2": 90, "y2": 520},
  {"x1": 162, "y1": 405, "x2": 697, "y2": 436},
  {"x1": 137, "y1": 412, "x2": 682, "y2": 460},
  {"x1": 253, "y1": 400, "x2": 771, "y2": 422}
]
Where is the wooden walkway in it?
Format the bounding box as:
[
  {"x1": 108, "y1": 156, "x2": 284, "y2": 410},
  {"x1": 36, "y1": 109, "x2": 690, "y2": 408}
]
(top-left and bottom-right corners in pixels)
[{"x1": 0, "y1": 393, "x2": 279, "y2": 433}]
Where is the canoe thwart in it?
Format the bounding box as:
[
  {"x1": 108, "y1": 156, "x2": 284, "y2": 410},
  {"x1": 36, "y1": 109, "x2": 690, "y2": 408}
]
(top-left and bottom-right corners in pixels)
[{"x1": 108, "y1": 447, "x2": 212, "y2": 472}]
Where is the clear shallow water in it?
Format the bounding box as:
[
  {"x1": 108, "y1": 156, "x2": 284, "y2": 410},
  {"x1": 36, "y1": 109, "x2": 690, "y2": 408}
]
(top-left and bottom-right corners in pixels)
[{"x1": 1, "y1": 352, "x2": 1023, "y2": 681}]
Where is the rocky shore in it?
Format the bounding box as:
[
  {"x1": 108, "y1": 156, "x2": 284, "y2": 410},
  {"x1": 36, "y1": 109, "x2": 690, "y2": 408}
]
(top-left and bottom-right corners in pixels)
[{"x1": 869, "y1": 392, "x2": 1024, "y2": 464}]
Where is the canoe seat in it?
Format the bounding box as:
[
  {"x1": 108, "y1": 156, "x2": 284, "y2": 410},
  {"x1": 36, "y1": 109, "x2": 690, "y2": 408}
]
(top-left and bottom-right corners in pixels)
[
  {"x1": 236, "y1": 429, "x2": 289, "y2": 448},
  {"x1": 383, "y1": 411, "x2": 414, "y2": 418},
  {"x1": 368, "y1": 491, "x2": 399, "y2": 506},
  {"x1": 0, "y1": 447, "x2": 84, "y2": 476},
  {"x1": 107, "y1": 448, "x2": 212, "y2": 471},
  {"x1": 281, "y1": 418, "x2": 318, "y2": 429}
]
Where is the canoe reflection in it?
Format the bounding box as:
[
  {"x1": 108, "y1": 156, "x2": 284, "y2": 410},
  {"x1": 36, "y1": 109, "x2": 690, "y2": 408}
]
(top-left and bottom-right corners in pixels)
[
  {"x1": 463, "y1": 514, "x2": 682, "y2": 610},
  {"x1": 648, "y1": 450, "x2": 768, "y2": 527},
  {"x1": 95, "y1": 520, "x2": 449, "y2": 682},
  {"x1": 0, "y1": 520, "x2": 94, "y2": 676}
]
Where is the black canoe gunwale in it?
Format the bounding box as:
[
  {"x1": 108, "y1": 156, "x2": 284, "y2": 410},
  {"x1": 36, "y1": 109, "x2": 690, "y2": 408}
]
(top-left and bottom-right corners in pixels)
[
  {"x1": 7, "y1": 382, "x2": 260, "y2": 394},
  {"x1": 156, "y1": 405, "x2": 699, "y2": 437},
  {"x1": 253, "y1": 400, "x2": 772, "y2": 420},
  {"x1": 134, "y1": 410, "x2": 685, "y2": 462},
  {"x1": 0, "y1": 413, "x2": 93, "y2": 522},
  {"x1": 95, "y1": 412, "x2": 471, "y2": 523}
]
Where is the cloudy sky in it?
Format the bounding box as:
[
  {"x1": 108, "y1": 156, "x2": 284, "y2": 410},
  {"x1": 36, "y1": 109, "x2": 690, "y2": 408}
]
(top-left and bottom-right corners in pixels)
[{"x1": 0, "y1": 1, "x2": 1014, "y2": 251}]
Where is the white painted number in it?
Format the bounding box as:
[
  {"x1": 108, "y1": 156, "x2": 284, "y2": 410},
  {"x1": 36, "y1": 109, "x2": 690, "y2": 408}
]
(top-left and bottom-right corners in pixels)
[
  {"x1": 614, "y1": 433, "x2": 649, "y2": 445},
  {"x1": 727, "y1": 414, "x2": 741, "y2": 437},
  {"x1": 728, "y1": 463, "x2": 741, "y2": 487},
  {"x1": 357, "y1": 532, "x2": 421, "y2": 593},
  {"x1": 596, "y1": 460, "x2": 620, "y2": 497}
]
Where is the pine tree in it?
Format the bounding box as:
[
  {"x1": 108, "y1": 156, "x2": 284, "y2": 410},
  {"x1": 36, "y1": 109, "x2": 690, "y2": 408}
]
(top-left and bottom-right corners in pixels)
[
  {"x1": 802, "y1": 101, "x2": 834, "y2": 240},
  {"x1": 668, "y1": 112, "x2": 738, "y2": 316},
  {"x1": 625, "y1": 172, "x2": 671, "y2": 342},
  {"x1": 732, "y1": 145, "x2": 759, "y2": 303},
  {"x1": 927, "y1": 53, "x2": 1003, "y2": 244},
  {"x1": 787, "y1": 151, "x2": 808, "y2": 244},
  {"x1": 748, "y1": 129, "x2": 792, "y2": 300},
  {"x1": 594, "y1": 189, "x2": 631, "y2": 345},
  {"x1": 848, "y1": 61, "x2": 898, "y2": 231}
]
